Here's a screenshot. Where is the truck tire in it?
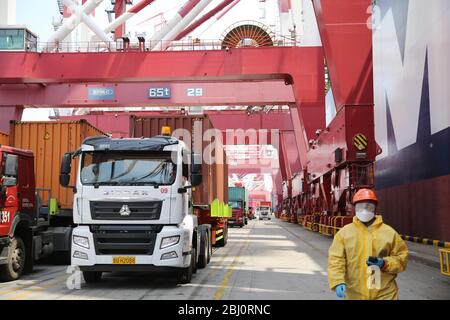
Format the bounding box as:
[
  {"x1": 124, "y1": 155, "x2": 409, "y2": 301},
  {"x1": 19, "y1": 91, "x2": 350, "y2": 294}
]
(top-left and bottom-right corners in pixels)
[
  {"x1": 83, "y1": 271, "x2": 102, "y2": 283},
  {"x1": 197, "y1": 232, "x2": 208, "y2": 269},
  {"x1": 207, "y1": 232, "x2": 212, "y2": 264},
  {"x1": 0, "y1": 236, "x2": 26, "y2": 282},
  {"x1": 222, "y1": 227, "x2": 228, "y2": 246},
  {"x1": 177, "y1": 247, "x2": 196, "y2": 284}
]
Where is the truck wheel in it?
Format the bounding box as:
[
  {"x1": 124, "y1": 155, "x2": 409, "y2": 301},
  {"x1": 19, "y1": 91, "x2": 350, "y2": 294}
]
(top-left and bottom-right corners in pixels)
[
  {"x1": 193, "y1": 245, "x2": 198, "y2": 274},
  {"x1": 207, "y1": 233, "x2": 212, "y2": 264},
  {"x1": 177, "y1": 247, "x2": 196, "y2": 284},
  {"x1": 223, "y1": 227, "x2": 228, "y2": 246},
  {"x1": 0, "y1": 236, "x2": 26, "y2": 282},
  {"x1": 83, "y1": 271, "x2": 102, "y2": 283},
  {"x1": 197, "y1": 233, "x2": 208, "y2": 269}
]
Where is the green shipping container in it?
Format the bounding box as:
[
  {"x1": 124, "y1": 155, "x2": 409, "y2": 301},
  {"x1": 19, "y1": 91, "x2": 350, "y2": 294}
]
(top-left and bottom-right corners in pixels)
[{"x1": 228, "y1": 187, "x2": 248, "y2": 212}]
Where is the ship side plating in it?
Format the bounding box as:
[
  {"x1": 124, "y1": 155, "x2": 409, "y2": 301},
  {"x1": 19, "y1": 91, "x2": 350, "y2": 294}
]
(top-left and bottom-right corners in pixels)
[{"x1": 373, "y1": 0, "x2": 450, "y2": 241}]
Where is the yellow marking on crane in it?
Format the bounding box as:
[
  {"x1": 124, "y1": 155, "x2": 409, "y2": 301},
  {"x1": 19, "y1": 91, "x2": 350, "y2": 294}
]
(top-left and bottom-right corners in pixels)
[{"x1": 353, "y1": 133, "x2": 368, "y2": 150}]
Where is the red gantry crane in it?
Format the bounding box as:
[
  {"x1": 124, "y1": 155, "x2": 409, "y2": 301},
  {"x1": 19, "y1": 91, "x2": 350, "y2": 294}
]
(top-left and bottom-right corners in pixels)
[{"x1": 0, "y1": 0, "x2": 376, "y2": 240}]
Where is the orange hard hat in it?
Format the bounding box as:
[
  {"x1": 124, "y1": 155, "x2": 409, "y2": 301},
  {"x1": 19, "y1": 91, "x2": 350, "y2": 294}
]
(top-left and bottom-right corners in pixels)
[{"x1": 353, "y1": 188, "x2": 378, "y2": 205}]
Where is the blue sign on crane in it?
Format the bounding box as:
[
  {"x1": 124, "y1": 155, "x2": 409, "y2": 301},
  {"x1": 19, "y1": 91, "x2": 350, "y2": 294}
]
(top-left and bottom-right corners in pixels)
[{"x1": 88, "y1": 87, "x2": 115, "y2": 100}]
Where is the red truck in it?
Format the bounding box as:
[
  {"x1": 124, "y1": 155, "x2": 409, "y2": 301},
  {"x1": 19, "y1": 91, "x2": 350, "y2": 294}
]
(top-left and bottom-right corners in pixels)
[
  {"x1": 228, "y1": 187, "x2": 248, "y2": 228},
  {"x1": 0, "y1": 121, "x2": 104, "y2": 281},
  {"x1": 0, "y1": 145, "x2": 74, "y2": 281}
]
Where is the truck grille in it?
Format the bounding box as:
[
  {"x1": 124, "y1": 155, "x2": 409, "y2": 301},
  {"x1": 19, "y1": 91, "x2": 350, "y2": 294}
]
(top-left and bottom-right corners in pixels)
[
  {"x1": 91, "y1": 225, "x2": 162, "y2": 255},
  {"x1": 90, "y1": 201, "x2": 162, "y2": 220}
]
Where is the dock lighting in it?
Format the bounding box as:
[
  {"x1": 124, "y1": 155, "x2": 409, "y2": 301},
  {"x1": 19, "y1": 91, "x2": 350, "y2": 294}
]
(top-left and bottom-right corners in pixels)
[{"x1": 161, "y1": 126, "x2": 171, "y2": 136}]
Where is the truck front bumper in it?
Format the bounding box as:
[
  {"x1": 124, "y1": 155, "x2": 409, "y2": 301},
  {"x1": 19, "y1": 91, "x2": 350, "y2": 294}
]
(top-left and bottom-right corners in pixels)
[
  {"x1": 71, "y1": 225, "x2": 191, "y2": 271},
  {"x1": 228, "y1": 219, "x2": 244, "y2": 226}
]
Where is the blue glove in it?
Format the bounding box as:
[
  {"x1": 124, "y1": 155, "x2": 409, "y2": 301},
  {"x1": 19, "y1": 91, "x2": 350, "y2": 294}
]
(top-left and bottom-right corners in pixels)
[
  {"x1": 366, "y1": 257, "x2": 385, "y2": 269},
  {"x1": 335, "y1": 284, "x2": 346, "y2": 298}
]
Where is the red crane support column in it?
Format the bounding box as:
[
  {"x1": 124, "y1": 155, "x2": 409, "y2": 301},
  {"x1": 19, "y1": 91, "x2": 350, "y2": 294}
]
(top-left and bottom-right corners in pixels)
[
  {"x1": 311, "y1": 0, "x2": 373, "y2": 110},
  {"x1": 278, "y1": 131, "x2": 292, "y2": 182}
]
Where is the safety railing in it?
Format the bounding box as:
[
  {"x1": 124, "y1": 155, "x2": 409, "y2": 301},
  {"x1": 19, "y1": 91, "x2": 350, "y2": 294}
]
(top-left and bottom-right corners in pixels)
[
  {"x1": 32, "y1": 37, "x2": 301, "y2": 53},
  {"x1": 300, "y1": 214, "x2": 353, "y2": 236}
]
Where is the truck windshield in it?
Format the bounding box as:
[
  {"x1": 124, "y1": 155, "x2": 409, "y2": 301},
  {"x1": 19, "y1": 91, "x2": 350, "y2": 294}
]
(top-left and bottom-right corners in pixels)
[
  {"x1": 80, "y1": 151, "x2": 176, "y2": 186},
  {"x1": 229, "y1": 201, "x2": 243, "y2": 209}
]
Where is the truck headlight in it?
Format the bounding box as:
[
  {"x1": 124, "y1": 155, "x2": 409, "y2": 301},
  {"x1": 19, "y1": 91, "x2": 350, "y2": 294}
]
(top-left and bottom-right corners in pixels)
[
  {"x1": 161, "y1": 251, "x2": 178, "y2": 260},
  {"x1": 73, "y1": 235, "x2": 89, "y2": 249},
  {"x1": 160, "y1": 235, "x2": 180, "y2": 249},
  {"x1": 73, "y1": 251, "x2": 88, "y2": 260}
]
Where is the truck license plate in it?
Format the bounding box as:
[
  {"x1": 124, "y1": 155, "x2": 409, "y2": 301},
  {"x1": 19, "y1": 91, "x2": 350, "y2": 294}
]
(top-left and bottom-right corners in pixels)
[{"x1": 112, "y1": 256, "x2": 136, "y2": 264}]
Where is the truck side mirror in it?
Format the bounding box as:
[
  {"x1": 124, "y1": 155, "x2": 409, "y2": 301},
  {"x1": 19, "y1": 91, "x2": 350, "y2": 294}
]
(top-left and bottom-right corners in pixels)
[
  {"x1": 191, "y1": 174, "x2": 202, "y2": 187},
  {"x1": 2, "y1": 177, "x2": 17, "y2": 187},
  {"x1": 191, "y1": 153, "x2": 202, "y2": 174},
  {"x1": 4, "y1": 154, "x2": 18, "y2": 177},
  {"x1": 60, "y1": 153, "x2": 72, "y2": 187}
]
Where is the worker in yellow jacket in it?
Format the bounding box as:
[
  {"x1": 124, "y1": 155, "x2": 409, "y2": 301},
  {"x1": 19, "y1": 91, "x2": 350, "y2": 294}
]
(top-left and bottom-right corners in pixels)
[{"x1": 328, "y1": 188, "x2": 408, "y2": 300}]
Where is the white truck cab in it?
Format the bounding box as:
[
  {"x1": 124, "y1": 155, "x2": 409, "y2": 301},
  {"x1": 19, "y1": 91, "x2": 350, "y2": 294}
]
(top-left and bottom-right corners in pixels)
[{"x1": 60, "y1": 133, "x2": 203, "y2": 283}]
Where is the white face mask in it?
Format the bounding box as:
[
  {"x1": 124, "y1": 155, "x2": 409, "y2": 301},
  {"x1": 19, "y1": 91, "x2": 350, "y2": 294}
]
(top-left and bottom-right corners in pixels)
[{"x1": 355, "y1": 202, "x2": 376, "y2": 222}]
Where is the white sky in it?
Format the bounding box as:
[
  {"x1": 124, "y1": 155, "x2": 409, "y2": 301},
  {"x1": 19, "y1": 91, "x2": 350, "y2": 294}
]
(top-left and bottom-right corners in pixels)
[{"x1": 16, "y1": 0, "x2": 279, "y2": 41}]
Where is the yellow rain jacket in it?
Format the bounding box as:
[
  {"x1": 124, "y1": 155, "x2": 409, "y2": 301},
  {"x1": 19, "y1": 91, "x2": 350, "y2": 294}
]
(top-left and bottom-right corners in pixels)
[{"x1": 328, "y1": 215, "x2": 408, "y2": 300}]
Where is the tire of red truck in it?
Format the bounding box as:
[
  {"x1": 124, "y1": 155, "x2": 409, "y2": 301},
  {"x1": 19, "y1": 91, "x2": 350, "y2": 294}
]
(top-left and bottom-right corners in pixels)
[
  {"x1": 177, "y1": 246, "x2": 196, "y2": 284},
  {"x1": 0, "y1": 236, "x2": 26, "y2": 282},
  {"x1": 83, "y1": 271, "x2": 102, "y2": 283}
]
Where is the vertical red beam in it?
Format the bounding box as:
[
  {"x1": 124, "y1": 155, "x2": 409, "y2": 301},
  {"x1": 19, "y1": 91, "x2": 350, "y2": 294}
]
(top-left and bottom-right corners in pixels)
[
  {"x1": 115, "y1": 0, "x2": 127, "y2": 39},
  {"x1": 311, "y1": 0, "x2": 373, "y2": 110},
  {"x1": 278, "y1": 131, "x2": 292, "y2": 181},
  {"x1": 289, "y1": 106, "x2": 309, "y2": 170},
  {"x1": 273, "y1": 170, "x2": 284, "y2": 207}
]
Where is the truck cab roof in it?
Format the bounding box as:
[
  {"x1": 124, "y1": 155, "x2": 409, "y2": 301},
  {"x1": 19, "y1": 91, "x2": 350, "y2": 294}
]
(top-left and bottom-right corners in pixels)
[
  {"x1": 0, "y1": 145, "x2": 34, "y2": 157},
  {"x1": 81, "y1": 135, "x2": 179, "y2": 152}
]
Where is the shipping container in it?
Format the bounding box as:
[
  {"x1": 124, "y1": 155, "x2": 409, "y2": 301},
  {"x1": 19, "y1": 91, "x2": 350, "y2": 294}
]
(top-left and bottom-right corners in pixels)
[
  {"x1": 130, "y1": 115, "x2": 228, "y2": 207},
  {"x1": 0, "y1": 132, "x2": 8, "y2": 146},
  {"x1": 51, "y1": 113, "x2": 131, "y2": 138},
  {"x1": 9, "y1": 120, "x2": 106, "y2": 211},
  {"x1": 228, "y1": 187, "x2": 249, "y2": 212}
]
